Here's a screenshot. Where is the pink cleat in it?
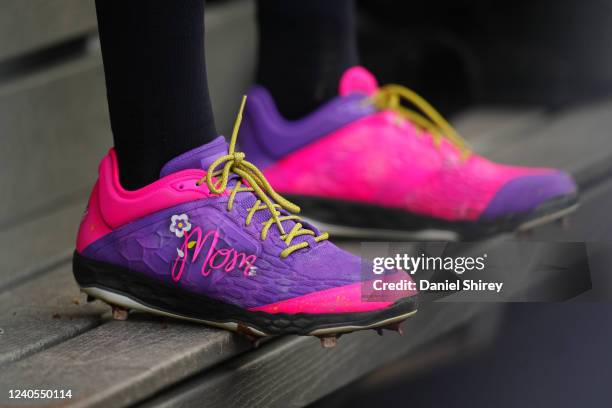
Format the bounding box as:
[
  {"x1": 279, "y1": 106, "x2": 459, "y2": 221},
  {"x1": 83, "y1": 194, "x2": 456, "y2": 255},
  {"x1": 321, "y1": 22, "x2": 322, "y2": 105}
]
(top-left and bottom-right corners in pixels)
[{"x1": 239, "y1": 66, "x2": 578, "y2": 240}]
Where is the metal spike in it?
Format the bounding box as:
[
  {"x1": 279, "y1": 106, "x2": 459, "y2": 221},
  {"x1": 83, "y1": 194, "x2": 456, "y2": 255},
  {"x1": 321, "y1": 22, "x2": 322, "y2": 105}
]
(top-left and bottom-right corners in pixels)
[
  {"x1": 236, "y1": 324, "x2": 264, "y2": 348},
  {"x1": 318, "y1": 335, "x2": 339, "y2": 348},
  {"x1": 559, "y1": 216, "x2": 571, "y2": 229},
  {"x1": 111, "y1": 305, "x2": 129, "y2": 321},
  {"x1": 240, "y1": 332, "x2": 262, "y2": 348},
  {"x1": 384, "y1": 321, "x2": 404, "y2": 335}
]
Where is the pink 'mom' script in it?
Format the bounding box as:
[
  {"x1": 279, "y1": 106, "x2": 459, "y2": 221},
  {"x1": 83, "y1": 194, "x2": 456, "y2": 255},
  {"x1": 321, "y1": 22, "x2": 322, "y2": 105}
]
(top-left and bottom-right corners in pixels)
[{"x1": 171, "y1": 226, "x2": 257, "y2": 282}]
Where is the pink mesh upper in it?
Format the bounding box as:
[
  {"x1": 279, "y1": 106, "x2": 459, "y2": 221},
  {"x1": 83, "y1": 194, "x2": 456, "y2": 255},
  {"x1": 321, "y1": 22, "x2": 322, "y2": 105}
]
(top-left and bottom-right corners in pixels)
[{"x1": 263, "y1": 111, "x2": 554, "y2": 221}]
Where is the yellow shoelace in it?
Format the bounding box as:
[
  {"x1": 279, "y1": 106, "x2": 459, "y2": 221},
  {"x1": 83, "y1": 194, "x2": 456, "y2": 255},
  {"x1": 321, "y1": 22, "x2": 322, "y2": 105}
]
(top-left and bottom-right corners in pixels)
[
  {"x1": 196, "y1": 96, "x2": 329, "y2": 258},
  {"x1": 372, "y1": 84, "x2": 471, "y2": 159}
]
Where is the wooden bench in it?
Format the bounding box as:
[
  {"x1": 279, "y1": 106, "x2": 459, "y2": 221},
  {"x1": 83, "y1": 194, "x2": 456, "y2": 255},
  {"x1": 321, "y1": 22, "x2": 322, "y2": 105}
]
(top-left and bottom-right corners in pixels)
[{"x1": 1, "y1": 1, "x2": 610, "y2": 406}]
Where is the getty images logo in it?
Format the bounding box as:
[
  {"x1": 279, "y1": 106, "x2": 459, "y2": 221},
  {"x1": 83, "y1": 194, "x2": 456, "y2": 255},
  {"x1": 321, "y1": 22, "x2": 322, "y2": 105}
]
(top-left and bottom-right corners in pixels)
[{"x1": 372, "y1": 253, "x2": 487, "y2": 275}]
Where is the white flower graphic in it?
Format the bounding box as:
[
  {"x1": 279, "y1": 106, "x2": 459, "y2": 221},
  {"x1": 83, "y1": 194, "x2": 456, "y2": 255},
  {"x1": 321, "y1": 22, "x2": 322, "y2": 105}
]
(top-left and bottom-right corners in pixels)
[{"x1": 170, "y1": 214, "x2": 192, "y2": 238}]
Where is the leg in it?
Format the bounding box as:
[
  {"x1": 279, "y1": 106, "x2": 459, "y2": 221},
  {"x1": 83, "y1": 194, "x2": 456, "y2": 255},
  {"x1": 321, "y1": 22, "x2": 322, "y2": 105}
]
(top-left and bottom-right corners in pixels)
[
  {"x1": 255, "y1": 0, "x2": 359, "y2": 119},
  {"x1": 95, "y1": 0, "x2": 217, "y2": 190}
]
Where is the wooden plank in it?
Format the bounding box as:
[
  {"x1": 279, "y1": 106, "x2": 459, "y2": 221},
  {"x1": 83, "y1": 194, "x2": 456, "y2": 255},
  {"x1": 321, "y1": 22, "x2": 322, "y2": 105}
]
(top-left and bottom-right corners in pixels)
[
  {"x1": 0, "y1": 298, "x2": 489, "y2": 408},
  {"x1": 482, "y1": 99, "x2": 612, "y2": 185},
  {"x1": 0, "y1": 1, "x2": 97, "y2": 62},
  {"x1": 453, "y1": 107, "x2": 547, "y2": 154},
  {"x1": 0, "y1": 199, "x2": 85, "y2": 292},
  {"x1": 0, "y1": 264, "x2": 106, "y2": 366},
  {"x1": 0, "y1": 51, "x2": 110, "y2": 227},
  {"x1": 138, "y1": 302, "x2": 493, "y2": 408},
  {"x1": 531, "y1": 178, "x2": 612, "y2": 242},
  {"x1": 0, "y1": 311, "x2": 252, "y2": 408}
]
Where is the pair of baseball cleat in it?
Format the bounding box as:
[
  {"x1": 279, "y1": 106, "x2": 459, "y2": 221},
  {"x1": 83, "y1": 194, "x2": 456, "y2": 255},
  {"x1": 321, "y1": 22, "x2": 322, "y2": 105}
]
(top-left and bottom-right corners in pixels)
[{"x1": 73, "y1": 67, "x2": 578, "y2": 347}]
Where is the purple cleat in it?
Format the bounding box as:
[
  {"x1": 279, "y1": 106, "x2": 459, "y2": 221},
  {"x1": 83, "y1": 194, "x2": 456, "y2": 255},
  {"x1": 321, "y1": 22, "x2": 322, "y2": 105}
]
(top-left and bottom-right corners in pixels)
[{"x1": 73, "y1": 98, "x2": 417, "y2": 344}]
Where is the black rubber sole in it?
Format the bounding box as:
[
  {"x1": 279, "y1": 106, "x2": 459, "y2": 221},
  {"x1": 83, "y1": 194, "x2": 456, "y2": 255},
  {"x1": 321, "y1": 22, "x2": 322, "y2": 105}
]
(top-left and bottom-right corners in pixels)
[
  {"x1": 285, "y1": 193, "x2": 579, "y2": 240},
  {"x1": 73, "y1": 252, "x2": 418, "y2": 336}
]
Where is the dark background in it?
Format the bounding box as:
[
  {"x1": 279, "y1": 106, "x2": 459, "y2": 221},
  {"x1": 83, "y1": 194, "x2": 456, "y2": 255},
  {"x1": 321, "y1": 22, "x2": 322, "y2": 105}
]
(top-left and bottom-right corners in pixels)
[{"x1": 358, "y1": 0, "x2": 612, "y2": 113}]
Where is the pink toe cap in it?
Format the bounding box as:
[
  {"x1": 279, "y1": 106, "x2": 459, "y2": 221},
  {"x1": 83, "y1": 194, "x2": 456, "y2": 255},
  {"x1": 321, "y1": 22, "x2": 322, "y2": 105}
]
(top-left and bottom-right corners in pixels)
[{"x1": 249, "y1": 272, "x2": 417, "y2": 314}]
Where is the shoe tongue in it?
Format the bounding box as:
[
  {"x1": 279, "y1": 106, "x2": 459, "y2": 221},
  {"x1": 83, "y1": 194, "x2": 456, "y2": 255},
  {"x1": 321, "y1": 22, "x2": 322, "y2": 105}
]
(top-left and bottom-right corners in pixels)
[
  {"x1": 160, "y1": 137, "x2": 318, "y2": 249},
  {"x1": 338, "y1": 66, "x2": 379, "y2": 97},
  {"x1": 160, "y1": 136, "x2": 228, "y2": 177}
]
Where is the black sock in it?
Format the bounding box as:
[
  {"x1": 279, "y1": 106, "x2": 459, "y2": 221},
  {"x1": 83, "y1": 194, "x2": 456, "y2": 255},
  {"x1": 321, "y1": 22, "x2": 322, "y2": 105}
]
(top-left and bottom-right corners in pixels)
[
  {"x1": 95, "y1": 0, "x2": 217, "y2": 190},
  {"x1": 256, "y1": 0, "x2": 359, "y2": 120}
]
